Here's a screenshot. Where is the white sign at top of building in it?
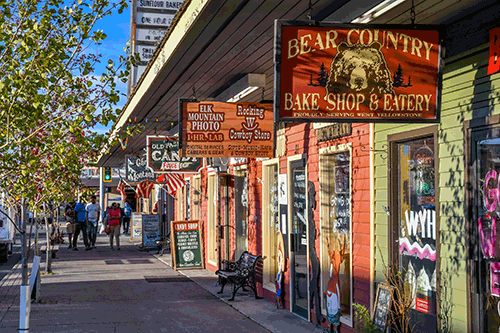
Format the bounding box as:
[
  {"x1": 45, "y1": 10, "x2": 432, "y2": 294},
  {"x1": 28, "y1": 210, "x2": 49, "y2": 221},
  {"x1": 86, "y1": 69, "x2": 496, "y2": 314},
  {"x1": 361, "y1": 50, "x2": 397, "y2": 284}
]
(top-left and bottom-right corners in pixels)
[
  {"x1": 137, "y1": 0, "x2": 183, "y2": 10},
  {"x1": 137, "y1": 12, "x2": 174, "y2": 27}
]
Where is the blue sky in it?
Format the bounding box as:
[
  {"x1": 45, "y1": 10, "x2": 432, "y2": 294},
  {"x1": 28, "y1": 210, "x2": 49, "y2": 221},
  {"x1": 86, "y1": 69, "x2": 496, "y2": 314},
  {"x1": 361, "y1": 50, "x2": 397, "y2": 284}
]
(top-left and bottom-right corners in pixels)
[{"x1": 92, "y1": 4, "x2": 132, "y2": 135}]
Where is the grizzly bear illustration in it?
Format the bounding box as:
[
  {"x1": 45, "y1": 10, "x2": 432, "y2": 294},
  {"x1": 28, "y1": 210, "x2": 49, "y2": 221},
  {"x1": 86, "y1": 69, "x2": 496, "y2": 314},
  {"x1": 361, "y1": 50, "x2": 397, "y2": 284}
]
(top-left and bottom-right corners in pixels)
[{"x1": 324, "y1": 42, "x2": 394, "y2": 99}]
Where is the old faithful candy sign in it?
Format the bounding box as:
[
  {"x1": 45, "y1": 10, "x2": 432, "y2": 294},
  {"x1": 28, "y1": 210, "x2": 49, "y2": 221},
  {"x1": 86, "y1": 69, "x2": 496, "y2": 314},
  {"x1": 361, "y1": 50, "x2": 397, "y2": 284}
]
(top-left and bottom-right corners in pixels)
[
  {"x1": 275, "y1": 22, "x2": 442, "y2": 122},
  {"x1": 179, "y1": 101, "x2": 274, "y2": 158}
]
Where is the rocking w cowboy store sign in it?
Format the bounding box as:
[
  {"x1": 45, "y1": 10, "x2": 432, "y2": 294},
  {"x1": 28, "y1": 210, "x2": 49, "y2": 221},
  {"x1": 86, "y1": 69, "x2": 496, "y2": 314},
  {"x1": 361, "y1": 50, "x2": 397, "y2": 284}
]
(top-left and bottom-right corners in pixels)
[{"x1": 275, "y1": 22, "x2": 443, "y2": 122}]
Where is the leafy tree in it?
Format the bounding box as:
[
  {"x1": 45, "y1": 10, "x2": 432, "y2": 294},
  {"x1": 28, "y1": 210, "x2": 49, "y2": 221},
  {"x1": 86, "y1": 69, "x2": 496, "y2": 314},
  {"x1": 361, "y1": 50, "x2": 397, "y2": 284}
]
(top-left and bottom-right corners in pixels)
[{"x1": 0, "y1": 0, "x2": 140, "y2": 276}]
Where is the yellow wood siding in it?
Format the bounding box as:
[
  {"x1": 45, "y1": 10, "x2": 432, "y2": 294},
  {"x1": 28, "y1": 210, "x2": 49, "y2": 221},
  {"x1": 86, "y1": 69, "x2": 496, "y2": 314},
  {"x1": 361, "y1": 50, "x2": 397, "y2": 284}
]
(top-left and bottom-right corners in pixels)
[{"x1": 374, "y1": 43, "x2": 500, "y2": 331}]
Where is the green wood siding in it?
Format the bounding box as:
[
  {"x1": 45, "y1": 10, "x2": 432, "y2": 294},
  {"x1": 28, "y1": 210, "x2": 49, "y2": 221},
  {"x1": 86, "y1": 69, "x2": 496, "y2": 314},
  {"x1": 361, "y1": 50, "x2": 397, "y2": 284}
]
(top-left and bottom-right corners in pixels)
[{"x1": 374, "y1": 43, "x2": 500, "y2": 332}]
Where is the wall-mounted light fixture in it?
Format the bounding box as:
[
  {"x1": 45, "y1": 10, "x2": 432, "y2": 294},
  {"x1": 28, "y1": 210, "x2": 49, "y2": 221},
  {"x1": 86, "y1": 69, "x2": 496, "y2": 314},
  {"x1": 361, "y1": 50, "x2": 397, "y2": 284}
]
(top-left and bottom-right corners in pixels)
[
  {"x1": 216, "y1": 73, "x2": 265, "y2": 102},
  {"x1": 351, "y1": 0, "x2": 405, "y2": 23}
]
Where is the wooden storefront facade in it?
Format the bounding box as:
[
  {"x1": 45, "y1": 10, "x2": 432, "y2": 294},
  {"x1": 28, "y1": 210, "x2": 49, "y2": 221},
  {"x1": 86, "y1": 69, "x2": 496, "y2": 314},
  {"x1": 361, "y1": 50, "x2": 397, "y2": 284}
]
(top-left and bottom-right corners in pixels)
[{"x1": 98, "y1": 1, "x2": 500, "y2": 332}]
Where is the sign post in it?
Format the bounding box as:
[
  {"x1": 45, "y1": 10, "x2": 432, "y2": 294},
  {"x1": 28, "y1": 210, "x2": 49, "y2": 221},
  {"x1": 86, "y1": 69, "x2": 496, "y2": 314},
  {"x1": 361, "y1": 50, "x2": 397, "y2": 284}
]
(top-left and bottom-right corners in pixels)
[{"x1": 171, "y1": 220, "x2": 204, "y2": 270}]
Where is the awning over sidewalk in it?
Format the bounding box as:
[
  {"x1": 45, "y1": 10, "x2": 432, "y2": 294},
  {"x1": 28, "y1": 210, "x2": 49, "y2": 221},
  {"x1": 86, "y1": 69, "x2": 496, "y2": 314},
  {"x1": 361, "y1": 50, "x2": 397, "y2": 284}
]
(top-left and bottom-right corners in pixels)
[
  {"x1": 97, "y1": 0, "x2": 477, "y2": 168},
  {"x1": 96, "y1": 0, "x2": 379, "y2": 167}
]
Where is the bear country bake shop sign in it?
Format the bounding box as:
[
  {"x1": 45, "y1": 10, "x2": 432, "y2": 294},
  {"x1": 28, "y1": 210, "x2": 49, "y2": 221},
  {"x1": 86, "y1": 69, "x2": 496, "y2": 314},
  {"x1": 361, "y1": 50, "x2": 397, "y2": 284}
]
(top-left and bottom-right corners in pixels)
[
  {"x1": 147, "y1": 136, "x2": 204, "y2": 173},
  {"x1": 179, "y1": 100, "x2": 274, "y2": 158},
  {"x1": 275, "y1": 22, "x2": 442, "y2": 122}
]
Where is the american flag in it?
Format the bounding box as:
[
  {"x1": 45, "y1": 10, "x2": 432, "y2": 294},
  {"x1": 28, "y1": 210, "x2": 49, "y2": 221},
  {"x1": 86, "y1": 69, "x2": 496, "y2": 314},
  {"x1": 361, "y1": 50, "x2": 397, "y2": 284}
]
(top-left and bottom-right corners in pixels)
[
  {"x1": 117, "y1": 180, "x2": 127, "y2": 200},
  {"x1": 136, "y1": 180, "x2": 155, "y2": 199},
  {"x1": 157, "y1": 173, "x2": 186, "y2": 196}
]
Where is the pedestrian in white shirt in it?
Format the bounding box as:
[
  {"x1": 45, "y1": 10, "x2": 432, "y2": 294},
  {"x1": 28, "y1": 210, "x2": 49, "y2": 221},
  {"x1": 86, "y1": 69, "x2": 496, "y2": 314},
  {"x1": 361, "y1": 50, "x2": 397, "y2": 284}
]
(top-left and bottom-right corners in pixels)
[{"x1": 86, "y1": 195, "x2": 101, "y2": 249}]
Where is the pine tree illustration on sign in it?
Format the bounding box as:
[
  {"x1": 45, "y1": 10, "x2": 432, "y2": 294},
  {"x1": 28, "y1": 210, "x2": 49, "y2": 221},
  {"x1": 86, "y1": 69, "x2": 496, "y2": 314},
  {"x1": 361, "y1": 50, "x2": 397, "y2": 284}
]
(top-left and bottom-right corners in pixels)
[
  {"x1": 308, "y1": 63, "x2": 329, "y2": 87},
  {"x1": 393, "y1": 64, "x2": 413, "y2": 88},
  {"x1": 393, "y1": 64, "x2": 405, "y2": 87}
]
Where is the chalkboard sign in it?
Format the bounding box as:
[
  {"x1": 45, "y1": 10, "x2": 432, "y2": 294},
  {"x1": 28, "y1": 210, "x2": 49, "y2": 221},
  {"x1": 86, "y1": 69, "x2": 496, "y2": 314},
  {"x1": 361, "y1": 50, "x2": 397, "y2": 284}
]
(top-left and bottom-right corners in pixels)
[
  {"x1": 131, "y1": 212, "x2": 143, "y2": 242},
  {"x1": 372, "y1": 283, "x2": 393, "y2": 331},
  {"x1": 142, "y1": 214, "x2": 160, "y2": 247},
  {"x1": 171, "y1": 220, "x2": 204, "y2": 270}
]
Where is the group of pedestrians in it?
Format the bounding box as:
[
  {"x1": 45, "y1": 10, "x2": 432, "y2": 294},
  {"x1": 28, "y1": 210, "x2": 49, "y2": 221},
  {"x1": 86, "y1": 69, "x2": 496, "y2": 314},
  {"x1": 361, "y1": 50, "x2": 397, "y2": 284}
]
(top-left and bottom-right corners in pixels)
[
  {"x1": 64, "y1": 196, "x2": 132, "y2": 251},
  {"x1": 64, "y1": 196, "x2": 100, "y2": 251}
]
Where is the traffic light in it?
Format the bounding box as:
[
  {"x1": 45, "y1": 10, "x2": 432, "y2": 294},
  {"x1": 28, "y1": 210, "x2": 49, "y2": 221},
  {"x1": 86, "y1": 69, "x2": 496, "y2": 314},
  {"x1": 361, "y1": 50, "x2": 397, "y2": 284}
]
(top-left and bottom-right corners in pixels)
[{"x1": 103, "y1": 167, "x2": 112, "y2": 182}]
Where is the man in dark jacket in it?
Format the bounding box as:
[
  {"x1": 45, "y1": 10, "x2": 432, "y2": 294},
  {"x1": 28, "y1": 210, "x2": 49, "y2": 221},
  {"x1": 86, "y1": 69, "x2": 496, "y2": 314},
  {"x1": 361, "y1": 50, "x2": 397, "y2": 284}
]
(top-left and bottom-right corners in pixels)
[{"x1": 73, "y1": 200, "x2": 90, "y2": 251}]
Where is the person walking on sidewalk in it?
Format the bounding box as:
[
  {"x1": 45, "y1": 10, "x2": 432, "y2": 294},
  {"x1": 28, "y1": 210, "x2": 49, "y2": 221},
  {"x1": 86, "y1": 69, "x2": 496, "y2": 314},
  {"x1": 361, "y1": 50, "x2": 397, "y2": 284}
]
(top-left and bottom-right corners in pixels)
[
  {"x1": 86, "y1": 195, "x2": 101, "y2": 249},
  {"x1": 117, "y1": 203, "x2": 125, "y2": 234},
  {"x1": 107, "y1": 203, "x2": 121, "y2": 251},
  {"x1": 122, "y1": 201, "x2": 132, "y2": 235},
  {"x1": 73, "y1": 200, "x2": 91, "y2": 251},
  {"x1": 64, "y1": 201, "x2": 76, "y2": 249}
]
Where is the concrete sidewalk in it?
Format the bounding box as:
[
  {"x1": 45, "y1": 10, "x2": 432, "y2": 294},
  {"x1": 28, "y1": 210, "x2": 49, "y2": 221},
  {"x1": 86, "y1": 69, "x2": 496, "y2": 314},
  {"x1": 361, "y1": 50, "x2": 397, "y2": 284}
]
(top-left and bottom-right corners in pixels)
[
  {"x1": 0, "y1": 232, "x2": 325, "y2": 333},
  {"x1": 152, "y1": 253, "x2": 325, "y2": 333}
]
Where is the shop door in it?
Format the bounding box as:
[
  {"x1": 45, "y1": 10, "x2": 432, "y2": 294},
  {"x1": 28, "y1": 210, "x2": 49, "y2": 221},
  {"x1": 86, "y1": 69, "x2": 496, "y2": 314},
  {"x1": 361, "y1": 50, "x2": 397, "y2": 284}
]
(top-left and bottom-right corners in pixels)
[
  {"x1": 471, "y1": 128, "x2": 500, "y2": 332},
  {"x1": 234, "y1": 172, "x2": 248, "y2": 259},
  {"x1": 290, "y1": 159, "x2": 308, "y2": 318},
  {"x1": 392, "y1": 136, "x2": 437, "y2": 333}
]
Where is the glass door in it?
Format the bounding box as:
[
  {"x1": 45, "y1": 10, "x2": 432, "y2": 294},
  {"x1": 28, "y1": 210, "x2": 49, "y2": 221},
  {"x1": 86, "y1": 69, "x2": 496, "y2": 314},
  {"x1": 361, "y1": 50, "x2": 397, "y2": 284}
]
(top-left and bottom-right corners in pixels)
[
  {"x1": 394, "y1": 136, "x2": 437, "y2": 333},
  {"x1": 290, "y1": 158, "x2": 308, "y2": 318},
  {"x1": 471, "y1": 128, "x2": 500, "y2": 332}
]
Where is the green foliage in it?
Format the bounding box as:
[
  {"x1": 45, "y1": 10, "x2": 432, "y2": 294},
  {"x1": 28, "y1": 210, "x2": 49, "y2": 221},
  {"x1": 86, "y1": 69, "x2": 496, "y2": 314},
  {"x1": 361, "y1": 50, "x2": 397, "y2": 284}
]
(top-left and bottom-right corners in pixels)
[
  {"x1": 0, "y1": 0, "x2": 135, "y2": 213},
  {"x1": 353, "y1": 303, "x2": 382, "y2": 333}
]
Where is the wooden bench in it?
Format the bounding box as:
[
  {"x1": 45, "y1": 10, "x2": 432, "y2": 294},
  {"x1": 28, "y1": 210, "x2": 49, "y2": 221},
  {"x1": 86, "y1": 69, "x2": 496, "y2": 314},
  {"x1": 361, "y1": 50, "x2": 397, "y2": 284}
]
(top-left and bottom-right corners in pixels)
[
  {"x1": 40, "y1": 245, "x2": 59, "y2": 258},
  {"x1": 215, "y1": 251, "x2": 263, "y2": 301}
]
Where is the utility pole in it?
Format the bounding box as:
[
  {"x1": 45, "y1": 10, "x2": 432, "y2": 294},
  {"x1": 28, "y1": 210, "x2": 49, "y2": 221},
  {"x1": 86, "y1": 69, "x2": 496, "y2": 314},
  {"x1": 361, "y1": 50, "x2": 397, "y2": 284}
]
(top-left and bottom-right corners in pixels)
[{"x1": 99, "y1": 167, "x2": 105, "y2": 224}]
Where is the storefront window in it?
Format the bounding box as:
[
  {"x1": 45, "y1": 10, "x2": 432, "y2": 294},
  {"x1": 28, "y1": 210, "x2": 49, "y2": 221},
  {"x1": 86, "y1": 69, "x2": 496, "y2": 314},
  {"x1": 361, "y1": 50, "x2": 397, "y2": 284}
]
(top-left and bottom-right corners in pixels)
[
  {"x1": 234, "y1": 170, "x2": 248, "y2": 259},
  {"x1": 207, "y1": 174, "x2": 217, "y2": 264},
  {"x1": 475, "y1": 137, "x2": 500, "y2": 332},
  {"x1": 262, "y1": 162, "x2": 279, "y2": 287},
  {"x1": 396, "y1": 136, "x2": 437, "y2": 332},
  {"x1": 320, "y1": 149, "x2": 352, "y2": 324},
  {"x1": 185, "y1": 180, "x2": 191, "y2": 220},
  {"x1": 192, "y1": 177, "x2": 201, "y2": 221}
]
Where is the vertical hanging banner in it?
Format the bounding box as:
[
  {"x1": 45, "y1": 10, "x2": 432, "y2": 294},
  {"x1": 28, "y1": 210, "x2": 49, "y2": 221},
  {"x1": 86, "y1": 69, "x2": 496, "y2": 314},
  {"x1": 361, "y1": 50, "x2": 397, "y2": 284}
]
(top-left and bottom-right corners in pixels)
[
  {"x1": 147, "y1": 136, "x2": 204, "y2": 173},
  {"x1": 275, "y1": 22, "x2": 443, "y2": 122},
  {"x1": 179, "y1": 100, "x2": 274, "y2": 158}
]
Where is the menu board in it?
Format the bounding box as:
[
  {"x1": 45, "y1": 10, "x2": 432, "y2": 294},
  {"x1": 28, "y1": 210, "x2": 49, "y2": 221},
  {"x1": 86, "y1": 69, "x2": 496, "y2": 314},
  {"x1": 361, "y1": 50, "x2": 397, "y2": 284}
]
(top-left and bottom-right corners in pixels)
[
  {"x1": 171, "y1": 220, "x2": 204, "y2": 270},
  {"x1": 373, "y1": 284, "x2": 392, "y2": 331},
  {"x1": 131, "y1": 212, "x2": 143, "y2": 242},
  {"x1": 142, "y1": 214, "x2": 160, "y2": 247}
]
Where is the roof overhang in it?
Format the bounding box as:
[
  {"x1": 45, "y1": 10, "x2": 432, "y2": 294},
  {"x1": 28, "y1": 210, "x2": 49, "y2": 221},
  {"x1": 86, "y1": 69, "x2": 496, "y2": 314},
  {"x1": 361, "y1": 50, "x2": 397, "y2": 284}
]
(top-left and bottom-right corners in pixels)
[{"x1": 96, "y1": 0, "x2": 494, "y2": 167}]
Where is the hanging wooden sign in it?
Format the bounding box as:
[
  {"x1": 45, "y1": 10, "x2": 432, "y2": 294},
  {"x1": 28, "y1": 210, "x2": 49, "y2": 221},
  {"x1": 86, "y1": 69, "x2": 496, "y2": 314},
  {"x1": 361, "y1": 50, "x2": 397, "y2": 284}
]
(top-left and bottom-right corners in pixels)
[
  {"x1": 275, "y1": 21, "x2": 443, "y2": 123},
  {"x1": 179, "y1": 100, "x2": 274, "y2": 158}
]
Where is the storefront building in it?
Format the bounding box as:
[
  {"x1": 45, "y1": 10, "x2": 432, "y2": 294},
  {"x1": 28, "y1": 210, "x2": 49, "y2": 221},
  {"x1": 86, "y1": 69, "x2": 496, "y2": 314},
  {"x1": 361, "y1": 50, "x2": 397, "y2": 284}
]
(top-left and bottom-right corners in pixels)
[{"x1": 97, "y1": 1, "x2": 500, "y2": 332}]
